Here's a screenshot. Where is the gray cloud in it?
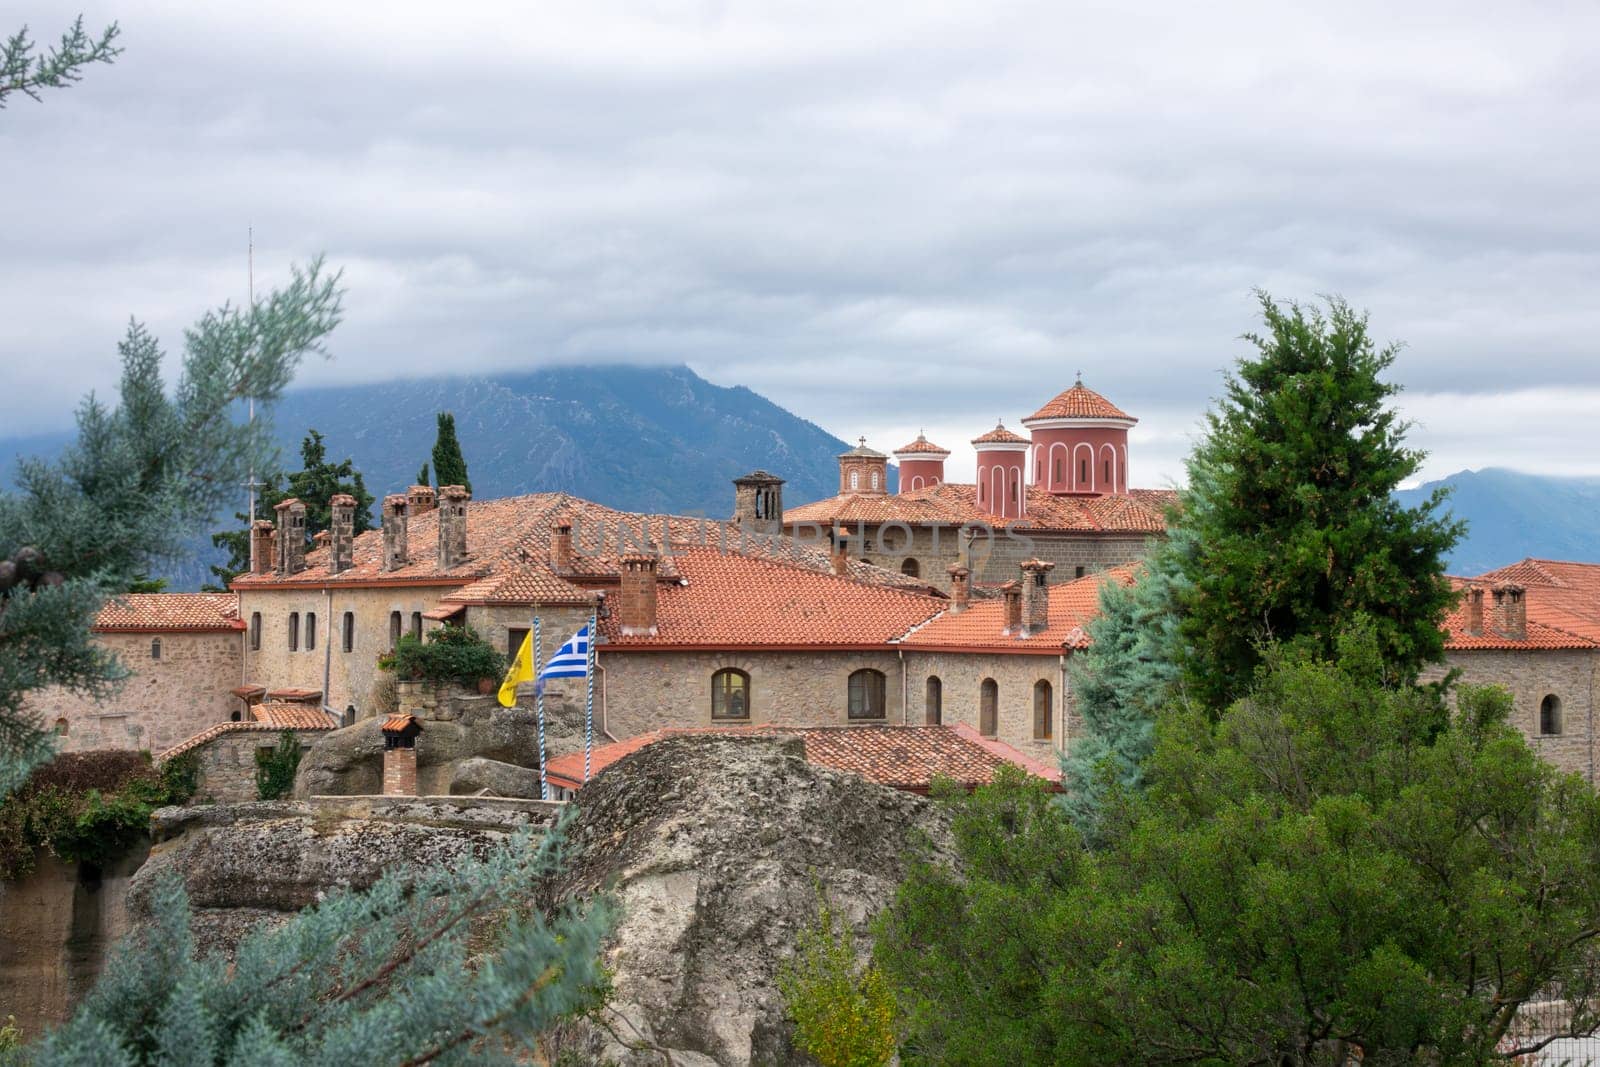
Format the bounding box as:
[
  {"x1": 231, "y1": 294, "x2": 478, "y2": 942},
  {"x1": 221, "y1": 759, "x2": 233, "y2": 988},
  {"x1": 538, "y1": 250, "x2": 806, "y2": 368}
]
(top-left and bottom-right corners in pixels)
[{"x1": 3, "y1": 0, "x2": 1598, "y2": 489}]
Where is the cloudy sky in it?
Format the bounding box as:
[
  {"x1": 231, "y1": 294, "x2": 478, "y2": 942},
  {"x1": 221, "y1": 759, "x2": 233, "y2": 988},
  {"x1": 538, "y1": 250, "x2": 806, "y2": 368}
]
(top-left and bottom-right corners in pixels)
[{"x1": 5, "y1": 1, "x2": 1598, "y2": 488}]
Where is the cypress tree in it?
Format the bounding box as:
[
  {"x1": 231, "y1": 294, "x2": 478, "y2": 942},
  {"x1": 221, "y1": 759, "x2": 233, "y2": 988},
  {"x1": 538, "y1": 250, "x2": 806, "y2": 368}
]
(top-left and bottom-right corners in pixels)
[
  {"x1": 416, "y1": 461, "x2": 430, "y2": 487},
  {"x1": 430, "y1": 412, "x2": 470, "y2": 493}
]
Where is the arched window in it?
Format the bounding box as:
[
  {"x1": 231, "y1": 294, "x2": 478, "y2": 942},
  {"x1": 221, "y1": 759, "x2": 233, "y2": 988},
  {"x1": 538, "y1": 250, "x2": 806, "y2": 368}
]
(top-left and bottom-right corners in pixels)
[
  {"x1": 150, "y1": 638, "x2": 161, "y2": 661},
  {"x1": 389, "y1": 611, "x2": 402, "y2": 649},
  {"x1": 848, "y1": 669, "x2": 887, "y2": 720},
  {"x1": 901, "y1": 557, "x2": 921, "y2": 578},
  {"x1": 1079, "y1": 457, "x2": 1088, "y2": 484},
  {"x1": 1104, "y1": 457, "x2": 1112, "y2": 483},
  {"x1": 870, "y1": 470, "x2": 880, "y2": 490},
  {"x1": 342, "y1": 612, "x2": 355, "y2": 653},
  {"x1": 305, "y1": 612, "x2": 317, "y2": 651},
  {"x1": 712, "y1": 668, "x2": 750, "y2": 720},
  {"x1": 1033, "y1": 679, "x2": 1053, "y2": 740},
  {"x1": 289, "y1": 612, "x2": 300, "y2": 652},
  {"x1": 850, "y1": 470, "x2": 860, "y2": 490},
  {"x1": 344, "y1": 704, "x2": 357, "y2": 727},
  {"x1": 925, "y1": 676, "x2": 942, "y2": 725},
  {"x1": 53, "y1": 717, "x2": 68, "y2": 736},
  {"x1": 410, "y1": 611, "x2": 423, "y2": 640},
  {"x1": 250, "y1": 612, "x2": 261, "y2": 651},
  {"x1": 1541, "y1": 694, "x2": 1563, "y2": 736},
  {"x1": 979, "y1": 678, "x2": 998, "y2": 737}
]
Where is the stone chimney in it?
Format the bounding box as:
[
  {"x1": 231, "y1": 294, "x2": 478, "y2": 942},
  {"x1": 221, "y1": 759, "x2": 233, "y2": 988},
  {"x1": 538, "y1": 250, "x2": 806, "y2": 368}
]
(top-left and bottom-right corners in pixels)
[
  {"x1": 947, "y1": 563, "x2": 970, "y2": 613},
  {"x1": 1493, "y1": 581, "x2": 1526, "y2": 640},
  {"x1": 381, "y1": 494, "x2": 409, "y2": 571},
  {"x1": 250, "y1": 520, "x2": 275, "y2": 577},
  {"x1": 1001, "y1": 580, "x2": 1023, "y2": 634},
  {"x1": 329, "y1": 493, "x2": 356, "y2": 575},
  {"x1": 1464, "y1": 585, "x2": 1485, "y2": 636},
  {"x1": 619, "y1": 548, "x2": 660, "y2": 635},
  {"x1": 436, "y1": 485, "x2": 470, "y2": 570},
  {"x1": 381, "y1": 715, "x2": 422, "y2": 796},
  {"x1": 1020, "y1": 559, "x2": 1055, "y2": 633},
  {"x1": 407, "y1": 484, "x2": 437, "y2": 515},
  {"x1": 830, "y1": 523, "x2": 849, "y2": 577},
  {"x1": 552, "y1": 523, "x2": 573, "y2": 572},
  {"x1": 312, "y1": 530, "x2": 331, "y2": 551},
  {"x1": 733, "y1": 470, "x2": 786, "y2": 535},
  {"x1": 274, "y1": 498, "x2": 307, "y2": 575}
]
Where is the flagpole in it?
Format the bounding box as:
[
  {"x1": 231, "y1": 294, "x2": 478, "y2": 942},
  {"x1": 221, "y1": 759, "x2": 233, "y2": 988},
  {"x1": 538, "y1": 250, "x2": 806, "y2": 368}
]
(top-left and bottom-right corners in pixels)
[
  {"x1": 584, "y1": 609, "x2": 596, "y2": 783},
  {"x1": 534, "y1": 614, "x2": 547, "y2": 802}
]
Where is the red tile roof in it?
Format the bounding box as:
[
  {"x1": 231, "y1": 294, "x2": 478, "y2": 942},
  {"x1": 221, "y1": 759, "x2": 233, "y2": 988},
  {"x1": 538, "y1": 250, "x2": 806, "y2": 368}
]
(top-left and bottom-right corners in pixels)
[
  {"x1": 894, "y1": 434, "x2": 950, "y2": 456},
  {"x1": 157, "y1": 719, "x2": 334, "y2": 762},
  {"x1": 899, "y1": 567, "x2": 1135, "y2": 653},
  {"x1": 971, "y1": 422, "x2": 1029, "y2": 445},
  {"x1": 252, "y1": 702, "x2": 337, "y2": 729},
  {"x1": 543, "y1": 724, "x2": 1061, "y2": 793},
  {"x1": 1024, "y1": 381, "x2": 1134, "y2": 422},
  {"x1": 598, "y1": 545, "x2": 945, "y2": 649},
  {"x1": 785, "y1": 481, "x2": 1176, "y2": 533},
  {"x1": 381, "y1": 714, "x2": 422, "y2": 733},
  {"x1": 265, "y1": 687, "x2": 323, "y2": 703},
  {"x1": 1443, "y1": 560, "x2": 1600, "y2": 650},
  {"x1": 93, "y1": 593, "x2": 241, "y2": 633}
]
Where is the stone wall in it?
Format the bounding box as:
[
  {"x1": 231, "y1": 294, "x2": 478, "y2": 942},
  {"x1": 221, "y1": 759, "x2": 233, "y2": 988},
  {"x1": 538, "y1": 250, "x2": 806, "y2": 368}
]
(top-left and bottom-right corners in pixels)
[
  {"x1": 1430, "y1": 648, "x2": 1600, "y2": 781},
  {"x1": 901, "y1": 650, "x2": 1077, "y2": 759},
  {"x1": 28, "y1": 631, "x2": 242, "y2": 755},
  {"x1": 187, "y1": 727, "x2": 335, "y2": 803}
]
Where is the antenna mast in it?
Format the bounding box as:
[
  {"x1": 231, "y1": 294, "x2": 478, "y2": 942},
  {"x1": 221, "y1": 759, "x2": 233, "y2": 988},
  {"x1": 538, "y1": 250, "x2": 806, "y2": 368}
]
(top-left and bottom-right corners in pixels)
[{"x1": 245, "y1": 227, "x2": 264, "y2": 573}]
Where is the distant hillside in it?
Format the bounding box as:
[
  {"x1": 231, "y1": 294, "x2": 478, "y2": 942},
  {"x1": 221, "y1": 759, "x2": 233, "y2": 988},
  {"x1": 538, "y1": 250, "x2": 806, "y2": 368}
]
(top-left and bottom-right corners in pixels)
[
  {"x1": 1396, "y1": 468, "x2": 1600, "y2": 576},
  {"x1": 1, "y1": 364, "x2": 873, "y2": 589}
]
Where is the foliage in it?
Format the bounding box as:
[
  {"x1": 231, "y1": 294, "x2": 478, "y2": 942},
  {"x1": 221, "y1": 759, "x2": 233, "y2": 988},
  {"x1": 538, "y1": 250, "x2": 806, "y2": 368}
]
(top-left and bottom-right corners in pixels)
[
  {"x1": 878, "y1": 628, "x2": 1600, "y2": 1065},
  {"x1": 1, "y1": 15, "x2": 120, "y2": 108},
  {"x1": 416, "y1": 461, "x2": 429, "y2": 487},
  {"x1": 209, "y1": 428, "x2": 375, "y2": 587},
  {"x1": 778, "y1": 885, "x2": 897, "y2": 1067},
  {"x1": 0, "y1": 260, "x2": 342, "y2": 793},
  {"x1": 254, "y1": 731, "x2": 303, "y2": 801},
  {"x1": 381, "y1": 624, "x2": 505, "y2": 687},
  {"x1": 1175, "y1": 292, "x2": 1463, "y2": 707},
  {"x1": 34, "y1": 816, "x2": 614, "y2": 1066},
  {"x1": 0, "y1": 750, "x2": 198, "y2": 880},
  {"x1": 430, "y1": 411, "x2": 471, "y2": 493}
]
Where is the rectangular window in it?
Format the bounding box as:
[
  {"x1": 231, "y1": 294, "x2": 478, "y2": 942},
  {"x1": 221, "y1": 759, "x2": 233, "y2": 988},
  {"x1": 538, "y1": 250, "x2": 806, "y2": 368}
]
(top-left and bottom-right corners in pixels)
[
  {"x1": 389, "y1": 611, "x2": 402, "y2": 649},
  {"x1": 411, "y1": 612, "x2": 423, "y2": 640},
  {"x1": 250, "y1": 612, "x2": 261, "y2": 651},
  {"x1": 305, "y1": 612, "x2": 317, "y2": 651},
  {"x1": 342, "y1": 612, "x2": 355, "y2": 653},
  {"x1": 508, "y1": 628, "x2": 529, "y2": 657},
  {"x1": 288, "y1": 612, "x2": 300, "y2": 652}
]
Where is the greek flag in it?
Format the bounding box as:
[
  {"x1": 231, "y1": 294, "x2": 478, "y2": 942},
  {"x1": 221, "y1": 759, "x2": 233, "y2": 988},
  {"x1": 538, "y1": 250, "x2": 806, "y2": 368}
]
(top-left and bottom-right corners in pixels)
[{"x1": 535, "y1": 625, "x2": 590, "y2": 694}]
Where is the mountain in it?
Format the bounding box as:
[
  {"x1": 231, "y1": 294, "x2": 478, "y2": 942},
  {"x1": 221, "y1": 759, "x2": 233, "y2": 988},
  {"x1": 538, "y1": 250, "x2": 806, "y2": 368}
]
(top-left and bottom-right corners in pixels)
[
  {"x1": 1396, "y1": 468, "x2": 1600, "y2": 576},
  {"x1": 2, "y1": 364, "x2": 875, "y2": 589}
]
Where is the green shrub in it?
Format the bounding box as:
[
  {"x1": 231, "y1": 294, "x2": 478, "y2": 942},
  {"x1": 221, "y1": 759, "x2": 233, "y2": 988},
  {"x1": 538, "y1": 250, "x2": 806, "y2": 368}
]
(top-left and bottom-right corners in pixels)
[
  {"x1": 380, "y1": 624, "x2": 505, "y2": 688},
  {"x1": 254, "y1": 731, "x2": 303, "y2": 800},
  {"x1": 778, "y1": 885, "x2": 897, "y2": 1067}
]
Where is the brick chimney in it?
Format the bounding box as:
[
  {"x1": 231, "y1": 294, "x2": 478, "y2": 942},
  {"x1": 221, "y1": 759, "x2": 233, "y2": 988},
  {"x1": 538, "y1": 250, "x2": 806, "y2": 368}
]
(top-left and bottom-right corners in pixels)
[
  {"x1": 552, "y1": 524, "x2": 573, "y2": 572},
  {"x1": 619, "y1": 548, "x2": 660, "y2": 635},
  {"x1": 830, "y1": 523, "x2": 849, "y2": 577},
  {"x1": 274, "y1": 498, "x2": 307, "y2": 575},
  {"x1": 1020, "y1": 559, "x2": 1054, "y2": 633},
  {"x1": 329, "y1": 493, "x2": 356, "y2": 575},
  {"x1": 1493, "y1": 581, "x2": 1526, "y2": 640},
  {"x1": 1464, "y1": 585, "x2": 1485, "y2": 636},
  {"x1": 946, "y1": 563, "x2": 970, "y2": 613},
  {"x1": 1001, "y1": 580, "x2": 1022, "y2": 634},
  {"x1": 407, "y1": 484, "x2": 437, "y2": 515},
  {"x1": 381, "y1": 494, "x2": 408, "y2": 571},
  {"x1": 381, "y1": 715, "x2": 422, "y2": 796},
  {"x1": 436, "y1": 485, "x2": 470, "y2": 570},
  {"x1": 250, "y1": 520, "x2": 275, "y2": 577}
]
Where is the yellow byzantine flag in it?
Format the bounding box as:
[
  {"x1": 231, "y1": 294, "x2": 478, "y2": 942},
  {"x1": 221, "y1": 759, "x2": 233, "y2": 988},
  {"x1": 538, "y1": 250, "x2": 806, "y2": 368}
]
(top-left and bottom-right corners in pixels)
[{"x1": 498, "y1": 629, "x2": 535, "y2": 707}]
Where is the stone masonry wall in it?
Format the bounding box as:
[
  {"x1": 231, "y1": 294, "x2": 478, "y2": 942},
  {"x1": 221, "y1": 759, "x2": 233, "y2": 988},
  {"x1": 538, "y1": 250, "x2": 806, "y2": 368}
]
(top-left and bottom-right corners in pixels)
[
  {"x1": 900, "y1": 650, "x2": 1077, "y2": 759},
  {"x1": 28, "y1": 631, "x2": 242, "y2": 755},
  {"x1": 1429, "y1": 648, "x2": 1600, "y2": 782},
  {"x1": 187, "y1": 728, "x2": 333, "y2": 803}
]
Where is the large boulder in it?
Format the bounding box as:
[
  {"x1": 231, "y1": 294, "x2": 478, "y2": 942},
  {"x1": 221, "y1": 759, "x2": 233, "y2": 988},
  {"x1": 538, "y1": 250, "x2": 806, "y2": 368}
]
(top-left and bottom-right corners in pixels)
[{"x1": 447, "y1": 756, "x2": 543, "y2": 798}]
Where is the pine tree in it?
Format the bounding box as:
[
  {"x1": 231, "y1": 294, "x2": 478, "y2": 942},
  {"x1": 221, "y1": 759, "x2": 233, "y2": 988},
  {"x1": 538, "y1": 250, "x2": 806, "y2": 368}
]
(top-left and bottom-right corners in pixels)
[
  {"x1": 209, "y1": 429, "x2": 375, "y2": 587},
  {"x1": 0, "y1": 259, "x2": 343, "y2": 793},
  {"x1": 430, "y1": 412, "x2": 470, "y2": 493},
  {"x1": 1176, "y1": 292, "x2": 1462, "y2": 707},
  {"x1": 1, "y1": 16, "x2": 120, "y2": 108}
]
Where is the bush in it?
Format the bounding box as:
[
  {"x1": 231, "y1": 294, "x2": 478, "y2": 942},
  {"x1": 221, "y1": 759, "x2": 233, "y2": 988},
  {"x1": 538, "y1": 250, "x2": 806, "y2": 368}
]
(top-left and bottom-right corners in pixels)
[
  {"x1": 778, "y1": 885, "x2": 897, "y2": 1067},
  {"x1": 254, "y1": 731, "x2": 303, "y2": 800},
  {"x1": 380, "y1": 624, "x2": 505, "y2": 688}
]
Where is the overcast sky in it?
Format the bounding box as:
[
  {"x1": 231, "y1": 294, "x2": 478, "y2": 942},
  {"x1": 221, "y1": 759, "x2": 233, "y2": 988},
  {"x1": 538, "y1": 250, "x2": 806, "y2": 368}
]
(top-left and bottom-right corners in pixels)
[{"x1": 5, "y1": 1, "x2": 1598, "y2": 488}]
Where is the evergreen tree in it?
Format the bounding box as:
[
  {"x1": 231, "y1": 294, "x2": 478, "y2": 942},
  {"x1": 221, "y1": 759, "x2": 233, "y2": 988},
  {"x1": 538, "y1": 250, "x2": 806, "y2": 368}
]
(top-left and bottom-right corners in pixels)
[
  {"x1": 0, "y1": 260, "x2": 343, "y2": 793},
  {"x1": 430, "y1": 412, "x2": 470, "y2": 493},
  {"x1": 1, "y1": 15, "x2": 120, "y2": 108},
  {"x1": 416, "y1": 461, "x2": 429, "y2": 487},
  {"x1": 209, "y1": 429, "x2": 375, "y2": 587},
  {"x1": 1177, "y1": 292, "x2": 1462, "y2": 707}
]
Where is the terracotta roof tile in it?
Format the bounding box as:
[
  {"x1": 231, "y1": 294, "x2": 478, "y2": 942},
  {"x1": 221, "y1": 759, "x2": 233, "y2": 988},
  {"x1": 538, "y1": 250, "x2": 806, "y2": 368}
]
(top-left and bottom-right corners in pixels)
[
  {"x1": 381, "y1": 714, "x2": 422, "y2": 733},
  {"x1": 785, "y1": 481, "x2": 1176, "y2": 533},
  {"x1": 265, "y1": 687, "x2": 323, "y2": 703},
  {"x1": 157, "y1": 719, "x2": 334, "y2": 762},
  {"x1": 894, "y1": 434, "x2": 950, "y2": 456},
  {"x1": 543, "y1": 724, "x2": 1060, "y2": 792},
  {"x1": 1024, "y1": 381, "x2": 1135, "y2": 422},
  {"x1": 93, "y1": 593, "x2": 241, "y2": 632},
  {"x1": 1443, "y1": 563, "x2": 1600, "y2": 650},
  {"x1": 252, "y1": 702, "x2": 337, "y2": 728},
  {"x1": 971, "y1": 422, "x2": 1029, "y2": 445},
  {"x1": 899, "y1": 567, "x2": 1136, "y2": 652}
]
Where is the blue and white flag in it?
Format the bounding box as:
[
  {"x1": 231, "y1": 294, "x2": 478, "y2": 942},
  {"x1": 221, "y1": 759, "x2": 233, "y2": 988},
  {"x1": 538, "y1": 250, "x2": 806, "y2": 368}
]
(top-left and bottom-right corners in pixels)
[{"x1": 535, "y1": 625, "x2": 590, "y2": 694}]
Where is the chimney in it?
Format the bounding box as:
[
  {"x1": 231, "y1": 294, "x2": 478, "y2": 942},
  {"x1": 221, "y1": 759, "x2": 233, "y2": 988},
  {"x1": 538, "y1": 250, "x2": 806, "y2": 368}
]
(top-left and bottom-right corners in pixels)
[
  {"x1": 313, "y1": 530, "x2": 331, "y2": 550},
  {"x1": 407, "y1": 484, "x2": 437, "y2": 515},
  {"x1": 381, "y1": 494, "x2": 409, "y2": 571},
  {"x1": 552, "y1": 523, "x2": 573, "y2": 572},
  {"x1": 830, "y1": 523, "x2": 849, "y2": 577},
  {"x1": 1493, "y1": 582, "x2": 1527, "y2": 640},
  {"x1": 619, "y1": 548, "x2": 660, "y2": 635},
  {"x1": 436, "y1": 485, "x2": 470, "y2": 570},
  {"x1": 1001, "y1": 580, "x2": 1022, "y2": 634},
  {"x1": 329, "y1": 493, "x2": 357, "y2": 574},
  {"x1": 381, "y1": 715, "x2": 422, "y2": 796},
  {"x1": 733, "y1": 470, "x2": 786, "y2": 535},
  {"x1": 274, "y1": 498, "x2": 307, "y2": 575},
  {"x1": 1464, "y1": 585, "x2": 1484, "y2": 636},
  {"x1": 1020, "y1": 559, "x2": 1055, "y2": 633},
  {"x1": 946, "y1": 563, "x2": 970, "y2": 613},
  {"x1": 250, "y1": 520, "x2": 275, "y2": 577}
]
